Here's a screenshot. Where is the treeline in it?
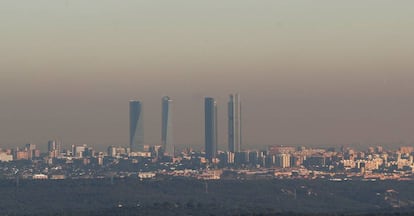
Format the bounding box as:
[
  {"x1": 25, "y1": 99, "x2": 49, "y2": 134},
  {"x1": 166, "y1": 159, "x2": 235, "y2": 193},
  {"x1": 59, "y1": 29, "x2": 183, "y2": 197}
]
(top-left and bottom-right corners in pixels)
[{"x1": 0, "y1": 179, "x2": 413, "y2": 215}]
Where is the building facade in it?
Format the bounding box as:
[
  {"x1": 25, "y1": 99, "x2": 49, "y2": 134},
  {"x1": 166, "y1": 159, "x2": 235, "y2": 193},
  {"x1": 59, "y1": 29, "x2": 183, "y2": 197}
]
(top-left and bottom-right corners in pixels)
[
  {"x1": 162, "y1": 96, "x2": 174, "y2": 156},
  {"x1": 48, "y1": 140, "x2": 62, "y2": 158},
  {"x1": 228, "y1": 93, "x2": 241, "y2": 152},
  {"x1": 205, "y1": 97, "x2": 218, "y2": 161},
  {"x1": 130, "y1": 100, "x2": 144, "y2": 152},
  {"x1": 276, "y1": 153, "x2": 291, "y2": 168}
]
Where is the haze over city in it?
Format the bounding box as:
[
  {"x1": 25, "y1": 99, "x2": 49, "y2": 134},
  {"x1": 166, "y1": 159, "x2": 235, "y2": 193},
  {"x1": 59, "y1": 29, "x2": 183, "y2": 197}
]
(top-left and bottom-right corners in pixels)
[{"x1": 1, "y1": 1, "x2": 414, "y2": 151}]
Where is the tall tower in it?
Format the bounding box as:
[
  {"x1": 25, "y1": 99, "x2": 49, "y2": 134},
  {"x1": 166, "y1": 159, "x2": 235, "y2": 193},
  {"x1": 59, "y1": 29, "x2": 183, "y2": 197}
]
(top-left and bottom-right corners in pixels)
[
  {"x1": 130, "y1": 100, "x2": 144, "y2": 152},
  {"x1": 48, "y1": 140, "x2": 62, "y2": 158},
  {"x1": 47, "y1": 140, "x2": 61, "y2": 153},
  {"x1": 228, "y1": 94, "x2": 241, "y2": 152},
  {"x1": 205, "y1": 97, "x2": 218, "y2": 161},
  {"x1": 162, "y1": 96, "x2": 174, "y2": 156}
]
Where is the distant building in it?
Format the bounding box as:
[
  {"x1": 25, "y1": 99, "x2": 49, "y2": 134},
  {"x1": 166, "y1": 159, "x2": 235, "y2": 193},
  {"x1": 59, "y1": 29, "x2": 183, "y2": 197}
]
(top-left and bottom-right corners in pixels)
[
  {"x1": 151, "y1": 145, "x2": 163, "y2": 158},
  {"x1": 72, "y1": 144, "x2": 85, "y2": 158},
  {"x1": 143, "y1": 145, "x2": 151, "y2": 152},
  {"x1": 71, "y1": 144, "x2": 93, "y2": 158},
  {"x1": 227, "y1": 151, "x2": 235, "y2": 164},
  {"x1": 248, "y1": 151, "x2": 259, "y2": 166},
  {"x1": 25, "y1": 143, "x2": 40, "y2": 160},
  {"x1": 264, "y1": 155, "x2": 276, "y2": 167},
  {"x1": 197, "y1": 170, "x2": 222, "y2": 180},
  {"x1": 50, "y1": 174, "x2": 66, "y2": 180},
  {"x1": 107, "y1": 146, "x2": 130, "y2": 157},
  {"x1": 48, "y1": 140, "x2": 61, "y2": 152},
  {"x1": 268, "y1": 146, "x2": 296, "y2": 155},
  {"x1": 14, "y1": 144, "x2": 40, "y2": 160},
  {"x1": 32, "y1": 174, "x2": 48, "y2": 180},
  {"x1": 205, "y1": 97, "x2": 218, "y2": 161},
  {"x1": 399, "y1": 146, "x2": 414, "y2": 154},
  {"x1": 48, "y1": 140, "x2": 62, "y2": 158},
  {"x1": 138, "y1": 172, "x2": 156, "y2": 180},
  {"x1": 129, "y1": 151, "x2": 152, "y2": 157},
  {"x1": 275, "y1": 154, "x2": 291, "y2": 168},
  {"x1": 0, "y1": 152, "x2": 13, "y2": 162},
  {"x1": 162, "y1": 96, "x2": 174, "y2": 156},
  {"x1": 234, "y1": 151, "x2": 249, "y2": 165},
  {"x1": 228, "y1": 94, "x2": 241, "y2": 153},
  {"x1": 376, "y1": 146, "x2": 384, "y2": 154},
  {"x1": 130, "y1": 100, "x2": 144, "y2": 152},
  {"x1": 15, "y1": 150, "x2": 29, "y2": 160},
  {"x1": 26, "y1": 143, "x2": 36, "y2": 151}
]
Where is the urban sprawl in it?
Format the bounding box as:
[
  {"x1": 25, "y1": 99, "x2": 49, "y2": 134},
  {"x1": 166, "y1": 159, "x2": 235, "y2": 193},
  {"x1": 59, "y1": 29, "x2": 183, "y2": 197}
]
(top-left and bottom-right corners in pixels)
[{"x1": 1, "y1": 95, "x2": 413, "y2": 181}]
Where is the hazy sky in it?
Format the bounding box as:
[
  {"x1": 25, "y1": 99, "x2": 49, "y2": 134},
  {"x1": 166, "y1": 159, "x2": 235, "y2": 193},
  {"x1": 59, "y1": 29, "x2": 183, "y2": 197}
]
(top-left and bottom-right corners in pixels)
[{"x1": 1, "y1": 1, "x2": 414, "y2": 151}]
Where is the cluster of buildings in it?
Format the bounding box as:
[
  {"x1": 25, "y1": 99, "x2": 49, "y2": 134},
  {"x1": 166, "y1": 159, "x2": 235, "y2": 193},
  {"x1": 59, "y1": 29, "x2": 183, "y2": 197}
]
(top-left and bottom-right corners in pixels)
[
  {"x1": 0, "y1": 94, "x2": 414, "y2": 181},
  {"x1": 128, "y1": 94, "x2": 242, "y2": 160},
  {"x1": 0, "y1": 144, "x2": 40, "y2": 162},
  {"x1": 0, "y1": 140, "x2": 413, "y2": 181}
]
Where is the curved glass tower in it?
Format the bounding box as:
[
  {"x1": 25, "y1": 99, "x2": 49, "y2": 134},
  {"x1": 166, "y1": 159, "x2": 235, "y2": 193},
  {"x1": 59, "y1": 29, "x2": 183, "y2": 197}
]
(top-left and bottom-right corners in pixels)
[
  {"x1": 162, "y1": 96, "x2": 174, "y2": 156},
  {"x1": 130, "y1": 100, "x2": 143, "y2": 152}
]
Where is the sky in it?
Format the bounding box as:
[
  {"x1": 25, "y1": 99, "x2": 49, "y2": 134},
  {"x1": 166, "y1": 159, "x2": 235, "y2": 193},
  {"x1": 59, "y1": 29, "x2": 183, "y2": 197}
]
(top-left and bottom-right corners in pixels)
[{"x1": 1, "y1": 0, "x2": 414, "y2": 151}]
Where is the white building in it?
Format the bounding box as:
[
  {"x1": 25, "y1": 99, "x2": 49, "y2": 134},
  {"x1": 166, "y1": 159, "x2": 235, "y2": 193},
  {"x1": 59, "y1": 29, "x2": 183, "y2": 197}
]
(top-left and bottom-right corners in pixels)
[
  {"x1": 32, "y1": 174, "x2": 48, "y2": 180},
  {"x1": 138, "y1": 172, "x2": 156, "y2": 180},
  {"x1": 0, "y1": 152, "x2": 13, "y2": 162}
]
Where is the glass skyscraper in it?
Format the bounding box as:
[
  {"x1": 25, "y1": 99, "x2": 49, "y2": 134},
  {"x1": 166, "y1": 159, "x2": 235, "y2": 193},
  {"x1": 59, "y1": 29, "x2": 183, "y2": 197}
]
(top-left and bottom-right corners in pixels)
[
  {"x1": 205, "y1": 97, "x2": 218, "y2": 161},
  {"x1": 162, "y1": 96, "x2": 174, "y2": 156},
  {"x1": 130, "y1": 100, "x2": 143, "y2": 152},
  {"x1": 228, "y1": 93, "x2": 241, "y2": 152}
]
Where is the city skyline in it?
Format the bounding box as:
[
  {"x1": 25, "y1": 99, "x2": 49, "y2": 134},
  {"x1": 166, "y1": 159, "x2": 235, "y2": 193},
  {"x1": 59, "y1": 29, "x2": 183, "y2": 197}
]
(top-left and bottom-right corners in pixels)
[
  {"x1": 1, "y1": 1, "x2": 414, "y2": 150},
  {"x1": 1, "y1": 1, "x2": 414, "y2": 215},
  {"x1": 2, "y1": 93, "x2": 414, "y2": 152}
]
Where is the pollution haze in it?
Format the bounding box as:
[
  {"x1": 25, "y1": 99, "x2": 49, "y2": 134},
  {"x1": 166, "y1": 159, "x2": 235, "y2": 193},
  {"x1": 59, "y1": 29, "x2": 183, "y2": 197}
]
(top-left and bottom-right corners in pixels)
[{"x1": 1, "y1": 0, "x2": 414, "y2": 151}]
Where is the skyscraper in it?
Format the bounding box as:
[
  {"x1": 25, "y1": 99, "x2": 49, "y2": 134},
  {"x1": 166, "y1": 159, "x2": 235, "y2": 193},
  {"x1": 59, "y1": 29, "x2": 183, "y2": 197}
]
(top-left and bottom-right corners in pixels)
[
  {"x1": 48, "y1": 140, "x2": 62, "y2": 158},
  {"x1": 47, "y1": 140, "x2": 61, "y2": 153},
  {"x1": 228, "y1": 93, "x2": 241, "y2": 152},
  {"x1": 162, "y1": 96, "x2": 174, "y2": 156},
  {"x1": 205, "y1": 97, "x2": 218, "y2": 161},
  {"x1": 130, "y1": 100, "x2": 144, "y2": 152}
]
